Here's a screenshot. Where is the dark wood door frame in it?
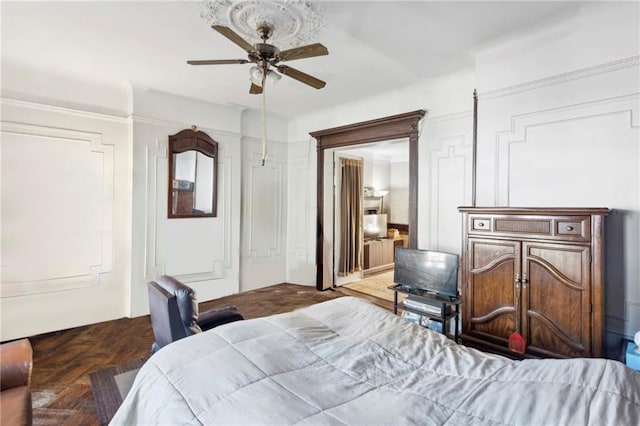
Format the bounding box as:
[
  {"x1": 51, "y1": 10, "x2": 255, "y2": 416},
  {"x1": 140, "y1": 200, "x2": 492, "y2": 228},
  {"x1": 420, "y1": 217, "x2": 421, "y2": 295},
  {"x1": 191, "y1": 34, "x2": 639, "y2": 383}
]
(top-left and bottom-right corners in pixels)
[{"x1": 310, "y1": 110, "x2": 426, "y2": 291}]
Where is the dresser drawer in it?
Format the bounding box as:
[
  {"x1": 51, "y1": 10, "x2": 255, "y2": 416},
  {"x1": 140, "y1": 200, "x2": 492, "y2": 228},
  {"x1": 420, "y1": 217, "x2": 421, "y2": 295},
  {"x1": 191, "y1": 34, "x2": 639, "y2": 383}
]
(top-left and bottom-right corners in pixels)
[
  {"x1": 494, "y1": 218, "x2": 551, "y2": 235},
  {"x1": 467, "y1": 214, "x2": 591, "y2": 242},
  {"x1": 556, "y1": 217, "x2": 590, "y2": 240},
  {"x1": 471, "y1": 218, "x2": 491, "y2": 231}
]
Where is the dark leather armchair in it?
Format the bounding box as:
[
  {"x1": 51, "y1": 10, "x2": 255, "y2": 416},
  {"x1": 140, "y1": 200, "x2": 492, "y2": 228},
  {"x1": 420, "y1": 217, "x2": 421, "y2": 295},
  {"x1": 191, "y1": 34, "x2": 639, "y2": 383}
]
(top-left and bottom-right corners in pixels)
[
  {"x1": 147, "y1": 275, "x2": 244, "y2": 353},
  {"x1": 0, "y1": 338, "x2": 33, "y2": 426}
]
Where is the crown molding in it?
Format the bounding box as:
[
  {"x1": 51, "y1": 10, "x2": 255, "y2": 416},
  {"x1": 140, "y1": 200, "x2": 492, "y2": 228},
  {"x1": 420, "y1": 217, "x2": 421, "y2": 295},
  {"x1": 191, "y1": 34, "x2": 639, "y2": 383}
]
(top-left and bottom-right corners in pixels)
[
  {"x1": 130, "y1": 114, "x2": 241, "y2": 139},
  {"x1": 480, "y1": 55, "x2": 640, "y2": 100},
  {"x1": 0, "y1": 97, "x2": 130, "y2": 123}
]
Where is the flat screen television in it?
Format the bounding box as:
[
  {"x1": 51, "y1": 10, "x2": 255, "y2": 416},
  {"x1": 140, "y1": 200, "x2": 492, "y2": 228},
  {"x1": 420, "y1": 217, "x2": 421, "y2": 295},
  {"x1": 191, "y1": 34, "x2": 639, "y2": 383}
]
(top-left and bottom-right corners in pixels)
[
  {"x1": 363, "y1": 214, "x2": 387, "y2": 240},
  {"x1": 394, "y1": 247, "x2": 459, "y2": 298}
]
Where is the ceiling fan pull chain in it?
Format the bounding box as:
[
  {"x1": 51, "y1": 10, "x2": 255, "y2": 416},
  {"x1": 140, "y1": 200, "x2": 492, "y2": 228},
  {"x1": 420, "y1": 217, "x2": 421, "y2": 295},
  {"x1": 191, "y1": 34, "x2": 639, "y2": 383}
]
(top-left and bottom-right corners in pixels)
[{"x1": 261, "y1": 69, "x2": 268, "y2": 166}]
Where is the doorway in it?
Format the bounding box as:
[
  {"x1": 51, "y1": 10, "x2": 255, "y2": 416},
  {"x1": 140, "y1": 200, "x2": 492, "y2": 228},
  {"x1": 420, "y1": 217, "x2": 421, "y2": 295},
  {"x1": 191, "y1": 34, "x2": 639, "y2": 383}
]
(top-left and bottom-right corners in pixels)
[
  {"x1": 310, "y1": 110, "x2": 425, "y2": 291},
  {"x1": 331, "y1": 140, "x2": 410, "y2": 290}
]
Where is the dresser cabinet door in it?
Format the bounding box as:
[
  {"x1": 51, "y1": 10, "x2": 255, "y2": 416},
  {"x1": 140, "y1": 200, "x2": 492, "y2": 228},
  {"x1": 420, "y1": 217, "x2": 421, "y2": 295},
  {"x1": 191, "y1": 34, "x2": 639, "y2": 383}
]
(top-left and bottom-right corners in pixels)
[
  {"x1": 465, "y1": 238, "x2": 521, "y2": 346},
  {"x1": 522, "y1": 242, "x2": 592, "y2": 358}
]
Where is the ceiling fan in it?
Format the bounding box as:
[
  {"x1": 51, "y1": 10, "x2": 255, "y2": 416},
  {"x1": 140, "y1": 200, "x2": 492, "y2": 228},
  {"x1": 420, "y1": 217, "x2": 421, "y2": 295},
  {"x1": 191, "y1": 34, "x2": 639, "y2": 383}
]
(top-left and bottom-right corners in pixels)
[{"x1": 187, "y1": 22, "x2": 329, "y2": 94}]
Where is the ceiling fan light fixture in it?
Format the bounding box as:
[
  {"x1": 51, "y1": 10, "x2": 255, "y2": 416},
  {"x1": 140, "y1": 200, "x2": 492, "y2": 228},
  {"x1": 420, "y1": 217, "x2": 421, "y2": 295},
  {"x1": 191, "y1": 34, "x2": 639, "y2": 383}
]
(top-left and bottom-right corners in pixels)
[
  {"x1": 266, "y1": 69, "x2": 281, "y2": 84},
  {"x1": 249, "y1": 66, "x2": 281, "y2": 87},
  {"x1": 249, "y1": 65, "x2": 263, "y2": 86}
]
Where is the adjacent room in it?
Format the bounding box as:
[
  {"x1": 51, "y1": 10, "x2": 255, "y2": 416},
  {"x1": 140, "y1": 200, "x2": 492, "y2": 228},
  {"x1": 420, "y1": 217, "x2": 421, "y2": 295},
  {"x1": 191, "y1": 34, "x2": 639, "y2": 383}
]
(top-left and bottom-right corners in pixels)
[
  {"x1": 329, "y1": 139, "x2": 410, "y2": 298},
  {"x1": 1, "y1": 0, "x2": 639, "y2": 424}
]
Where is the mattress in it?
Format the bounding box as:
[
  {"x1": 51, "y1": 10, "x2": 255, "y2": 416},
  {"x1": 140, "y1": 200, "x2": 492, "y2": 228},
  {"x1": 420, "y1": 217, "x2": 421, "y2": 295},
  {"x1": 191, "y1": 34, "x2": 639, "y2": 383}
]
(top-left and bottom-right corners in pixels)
[{"x1": 111, "y1": 296, "x2": 640, "y2": 425}]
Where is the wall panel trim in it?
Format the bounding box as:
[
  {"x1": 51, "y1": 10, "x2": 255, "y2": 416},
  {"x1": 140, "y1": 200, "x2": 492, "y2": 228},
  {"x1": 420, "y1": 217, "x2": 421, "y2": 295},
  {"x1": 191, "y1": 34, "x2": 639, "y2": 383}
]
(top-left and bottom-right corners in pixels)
[
  {"x1": 494, "y1": 93, "x2": 640, "y2": 205},
  {"x1": 1, "y1": 122, "x2": 114, "y2": 297}
]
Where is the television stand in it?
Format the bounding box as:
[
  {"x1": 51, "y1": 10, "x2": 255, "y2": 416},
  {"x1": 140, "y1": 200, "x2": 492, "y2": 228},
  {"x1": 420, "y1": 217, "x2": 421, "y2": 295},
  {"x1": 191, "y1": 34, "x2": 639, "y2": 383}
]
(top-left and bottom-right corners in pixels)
[{"x1": 388, "y1": 284, "x2": 461, "y2": 342}]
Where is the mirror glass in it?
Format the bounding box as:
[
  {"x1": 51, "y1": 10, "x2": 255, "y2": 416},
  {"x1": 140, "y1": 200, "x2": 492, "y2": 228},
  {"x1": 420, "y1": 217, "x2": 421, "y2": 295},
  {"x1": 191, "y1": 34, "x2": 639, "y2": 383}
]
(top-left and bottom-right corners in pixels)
[
  {"x1": 168, "y1": 128, "x2": 218, "y2": 218},
  {"x1": 171, "y1": 151, "x2": 214, "y2": 215}
]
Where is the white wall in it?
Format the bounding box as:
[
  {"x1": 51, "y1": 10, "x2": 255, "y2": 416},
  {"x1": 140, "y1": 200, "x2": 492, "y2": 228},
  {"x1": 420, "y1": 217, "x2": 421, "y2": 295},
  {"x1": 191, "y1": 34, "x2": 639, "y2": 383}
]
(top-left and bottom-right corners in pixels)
[
  {"x1": 286, "y1": 138, "x2": 317, "y2": 286},
  {"x1": 364, "y1": 159, "x2": 390, "y2": 200},
  {"x1": 239, "y1": 109, "x2": 289, "y2": 292},
  {"x1": 129, "y1": 90, "x2": 291, "y2": 314},
  {"x1": 389, "y1": 162, "x2": 409, "y2": 224},
  {"x1": 473, "y1": 2, "x2": 640, "y2": 357},
  {"x1": 1, "y1": 64, "x2": 132, "y2": 340},
  {"x1": 421, "y1": 110, "x2": 474, "y2": 254},
  {"x1": 128, "y1": 88, "x2": 245, "y2": 317},
  {"x1": 1, "y1": 67, "x2": 291, "y2": 339},
  {"x1": 1, "y1": 62, "x2": 130, "y2": 116}
]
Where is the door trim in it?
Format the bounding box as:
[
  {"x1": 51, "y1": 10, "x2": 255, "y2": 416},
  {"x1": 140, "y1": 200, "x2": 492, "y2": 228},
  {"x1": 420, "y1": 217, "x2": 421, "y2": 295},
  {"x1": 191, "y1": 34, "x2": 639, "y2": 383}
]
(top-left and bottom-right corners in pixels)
[{"x1": 310, "y1": 110, "x2": 426, "y2": 290}]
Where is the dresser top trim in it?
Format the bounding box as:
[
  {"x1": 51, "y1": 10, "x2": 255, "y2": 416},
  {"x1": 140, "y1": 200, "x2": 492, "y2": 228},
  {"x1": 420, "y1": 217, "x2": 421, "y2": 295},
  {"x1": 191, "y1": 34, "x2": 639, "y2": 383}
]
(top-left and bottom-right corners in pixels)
[{"x1": 458, "y1": 207, "x2": 610, "y2": 215}]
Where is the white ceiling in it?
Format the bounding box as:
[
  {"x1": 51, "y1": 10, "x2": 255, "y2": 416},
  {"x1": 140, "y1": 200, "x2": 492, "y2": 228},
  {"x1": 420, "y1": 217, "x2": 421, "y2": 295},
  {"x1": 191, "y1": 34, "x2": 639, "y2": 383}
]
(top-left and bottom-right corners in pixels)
[{"x1": 1, "y1": 0, "x2": 584, "y2": 118}]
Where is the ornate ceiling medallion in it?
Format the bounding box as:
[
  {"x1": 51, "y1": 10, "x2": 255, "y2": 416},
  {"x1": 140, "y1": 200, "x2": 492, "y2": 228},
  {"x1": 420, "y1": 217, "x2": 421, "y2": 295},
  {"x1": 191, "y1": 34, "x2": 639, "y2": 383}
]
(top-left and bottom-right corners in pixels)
[{"x1": 200, "y1": 0, "x2": 325, "y2": 49}]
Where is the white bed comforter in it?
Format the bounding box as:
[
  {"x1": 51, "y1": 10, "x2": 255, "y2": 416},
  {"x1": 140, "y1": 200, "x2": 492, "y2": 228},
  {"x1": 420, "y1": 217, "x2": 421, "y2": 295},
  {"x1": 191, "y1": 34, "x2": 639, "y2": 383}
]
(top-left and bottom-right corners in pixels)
[{"x1": 111, "y1": 297, "x2": 640, "y2": 425}]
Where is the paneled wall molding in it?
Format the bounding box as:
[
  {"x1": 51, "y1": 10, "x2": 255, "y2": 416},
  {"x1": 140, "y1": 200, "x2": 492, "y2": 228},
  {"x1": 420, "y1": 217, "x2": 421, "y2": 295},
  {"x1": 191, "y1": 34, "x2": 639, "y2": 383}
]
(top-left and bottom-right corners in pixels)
[
  {"x1": 218, "y1": 151, "x2": 234, "y2": 273},
  {"x1": 494, "y1": 93, "x2": 640, "y2": 205},
  {"x1": 1, "y1": 121, "x2": 106, "y2": 141},
  {"x1": 245, "y1": 149, "x2": 284, "y2": 261},
  {"x1": 1, "y1": 122, "x2": 114, "y2": 297},
  {"x1": 144, "y1": 138, "x2": 233, "y2": 284},
  {"x1": 143, "y1": 138, "x2": 167, "y2": 282},
  {"x1": 427, "y1": 134, "x2": 472, "y2": 250},
  {"x1": 171, "y1": 267, "x2": 224, "y2": 284},
  {"x1": 289, "y1": 152, "x2": 312, "y2": 260},
  {"x1": 480, "y1": 55, "x2": 640, "y2": 100},
  {"x1": 1, "y1": 97, "x2": 130, "y2": 123}
]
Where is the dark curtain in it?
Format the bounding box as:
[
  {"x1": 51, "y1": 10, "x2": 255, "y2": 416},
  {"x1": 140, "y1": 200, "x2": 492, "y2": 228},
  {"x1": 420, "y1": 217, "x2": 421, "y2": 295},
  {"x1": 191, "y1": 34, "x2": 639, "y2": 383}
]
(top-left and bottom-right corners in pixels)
[{"x1": 338, "y1": 158, "x2": 363, "y2": 276}]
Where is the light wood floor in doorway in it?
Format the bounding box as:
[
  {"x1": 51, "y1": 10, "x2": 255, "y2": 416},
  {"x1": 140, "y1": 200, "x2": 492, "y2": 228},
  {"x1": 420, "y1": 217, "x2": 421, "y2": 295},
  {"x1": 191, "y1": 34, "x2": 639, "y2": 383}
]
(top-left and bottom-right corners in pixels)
[{"x1": 341, "y1": 270, "x2": 401, "y2": 303}]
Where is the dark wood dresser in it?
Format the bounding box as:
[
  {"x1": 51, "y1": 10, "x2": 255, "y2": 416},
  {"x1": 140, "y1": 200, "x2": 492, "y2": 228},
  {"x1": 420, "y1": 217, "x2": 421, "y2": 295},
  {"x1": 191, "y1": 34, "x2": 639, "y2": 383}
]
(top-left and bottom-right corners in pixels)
[{"x1": 458, "y1": 207, "x2": 609, "y2": 359}]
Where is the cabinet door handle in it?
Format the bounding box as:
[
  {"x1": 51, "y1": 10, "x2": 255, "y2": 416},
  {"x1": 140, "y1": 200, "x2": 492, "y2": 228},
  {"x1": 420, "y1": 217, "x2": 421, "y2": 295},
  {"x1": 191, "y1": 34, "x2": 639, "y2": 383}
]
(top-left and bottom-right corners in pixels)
[
  {"x1": 566, "y1": 226, "x2": 574, "y2": 231},
  {"x1": 514, "y1": 274, "x2": 522, "y2": 333},
  {"x1": 522, "y1": 274, "x2": 528, "y2": 289}
]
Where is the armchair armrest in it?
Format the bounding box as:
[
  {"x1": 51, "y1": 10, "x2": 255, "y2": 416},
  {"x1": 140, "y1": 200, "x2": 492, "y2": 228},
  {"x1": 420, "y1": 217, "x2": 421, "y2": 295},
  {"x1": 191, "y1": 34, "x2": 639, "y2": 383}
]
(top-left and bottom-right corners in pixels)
[
  {"x1": 0, "y1": 339, "x2": 33, "y2": 391},
  {"x1": 197, "y1": 306, "x2": 244, "y2": 331}
]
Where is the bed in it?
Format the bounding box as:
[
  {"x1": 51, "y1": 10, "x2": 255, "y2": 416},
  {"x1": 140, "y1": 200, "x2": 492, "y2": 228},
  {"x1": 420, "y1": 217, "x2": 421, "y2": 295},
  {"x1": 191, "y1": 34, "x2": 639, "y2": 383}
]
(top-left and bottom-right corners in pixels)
[{"x1": 111, "y1": 297, "x2": 640, "y2": 425}]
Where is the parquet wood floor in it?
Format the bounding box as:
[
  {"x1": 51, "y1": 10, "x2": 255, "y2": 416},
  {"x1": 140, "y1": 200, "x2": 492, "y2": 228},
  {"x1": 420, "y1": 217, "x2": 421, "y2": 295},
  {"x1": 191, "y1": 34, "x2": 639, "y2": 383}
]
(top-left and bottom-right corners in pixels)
[{"x1": 28, "y1": 283, "x2": 390, "y2": 425}]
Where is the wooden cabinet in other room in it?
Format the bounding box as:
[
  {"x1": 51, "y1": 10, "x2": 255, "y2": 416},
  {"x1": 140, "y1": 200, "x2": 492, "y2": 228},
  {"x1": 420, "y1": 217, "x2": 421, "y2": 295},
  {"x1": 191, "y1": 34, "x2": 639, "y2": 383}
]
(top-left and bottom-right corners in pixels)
[
  {"x1": 458, "y1": 207, "x2": 608, "y2": 359},
  {"x1": 363, "y1": 238, "x2": 406, "y2": 276}
]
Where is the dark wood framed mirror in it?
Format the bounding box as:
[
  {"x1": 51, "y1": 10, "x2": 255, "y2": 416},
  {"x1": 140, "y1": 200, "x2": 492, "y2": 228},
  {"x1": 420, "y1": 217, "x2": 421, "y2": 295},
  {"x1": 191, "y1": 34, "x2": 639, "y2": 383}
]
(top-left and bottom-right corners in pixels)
[
  {"x1": 310, "y1": 110, "x2": 426, "y2": 290},
  {"x1": 168, "y1": 127, "x2": 218, "y2": 218}
]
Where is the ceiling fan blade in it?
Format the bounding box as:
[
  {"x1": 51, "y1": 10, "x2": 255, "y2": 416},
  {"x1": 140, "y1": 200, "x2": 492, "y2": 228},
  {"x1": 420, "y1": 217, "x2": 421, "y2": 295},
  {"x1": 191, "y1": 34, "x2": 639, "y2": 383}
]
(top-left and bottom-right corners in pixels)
[
  {"x1": 212, "y1": 25, "x2": 256, "y2": 53},
  {"x1": 277, "y1": 65, "x2": 326, "y2": 89},
  {"x1": 187, "y1": 59, "x2": 249, "y2": 65},
  {"x1": 278, "y1": 43, "x2": 328, "y2": 62},
  {"x1": 249, "y1": 83, "x2": 263, "y2": 95}
]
